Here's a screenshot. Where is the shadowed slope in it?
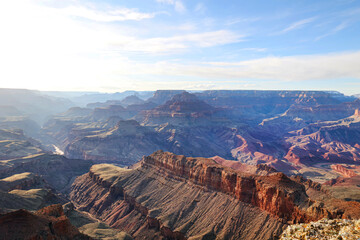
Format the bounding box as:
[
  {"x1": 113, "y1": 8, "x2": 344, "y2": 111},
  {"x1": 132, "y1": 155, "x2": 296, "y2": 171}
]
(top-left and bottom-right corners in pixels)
[{"x1": 0, "y1": 204, "x2": 91, "y2": 240}]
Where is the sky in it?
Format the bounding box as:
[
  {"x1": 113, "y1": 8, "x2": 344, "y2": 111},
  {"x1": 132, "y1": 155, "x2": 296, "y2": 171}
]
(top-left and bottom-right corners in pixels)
[{"x1": 0, "y1": 0, "x2": 360, "y2": 95}]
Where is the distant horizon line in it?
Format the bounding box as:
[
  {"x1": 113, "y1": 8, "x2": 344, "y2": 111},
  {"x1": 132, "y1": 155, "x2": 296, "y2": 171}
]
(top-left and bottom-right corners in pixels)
[{"x1": 0, "y1": 87, "x2": 358, "y2": 96}]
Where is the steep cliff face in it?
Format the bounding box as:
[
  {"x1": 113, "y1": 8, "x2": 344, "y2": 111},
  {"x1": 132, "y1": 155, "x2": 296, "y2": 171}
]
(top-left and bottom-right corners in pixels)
[
  {"x1": 211, "y1": 155, "x2": 278, "y2": 175},
  {"x1": 71, "y1": 165, "x2": 284, "y2": 239},
  {"x1": 69, "y1": 151, "x2": 357, "y2": 240},
  {"x1": 139, "y1": 151, "x2": 327, "y2": 222}
]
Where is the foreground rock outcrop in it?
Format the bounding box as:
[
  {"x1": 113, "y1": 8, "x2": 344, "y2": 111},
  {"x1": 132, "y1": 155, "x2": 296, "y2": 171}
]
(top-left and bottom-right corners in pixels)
[
  {"x1": 0, "y1": 172, "x2": 65, "y2": 213},
  {"x1": 280, "y1": 218, "x2": 360, "y2": 240},
  {"x1": 0, "y1": 204, "x2": 91, "y2": 240}
]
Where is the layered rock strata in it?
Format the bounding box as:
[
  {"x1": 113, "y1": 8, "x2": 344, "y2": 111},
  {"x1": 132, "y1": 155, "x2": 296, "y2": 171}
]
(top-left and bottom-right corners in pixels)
[{"x1": 70, "y1": 151, "x2": 354, "y2": 240}]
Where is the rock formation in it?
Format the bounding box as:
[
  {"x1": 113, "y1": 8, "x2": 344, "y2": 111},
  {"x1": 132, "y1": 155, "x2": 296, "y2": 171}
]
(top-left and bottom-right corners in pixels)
[
  {"x1": 70, "y1": 151, "x2": 360, "y2": 239},
  {"x1": 0, "y1": 204, "x2": 92, "y2": 240},
  {"x1": 145, "y1": 90, "x2": 186, "y2": 105},
  {"x1": 0, "y1": 172, "x2": 47, "y2": 191},
  {"x1": 64, "y1": 202, "x2": 133, "y2": 240},
  {"x1": 280, "y1": 218, "x2": 360, "y2": 239},
  {"x1": 120, "y1": 95, "x2": 145, "y2": 107},
  {"x1": 141, "y1": 92, "x2": 219, "y2": 125},
  {"x1": 355, "y1": 108, "x2": 360, "y2": 117},
  {"x1": 64, "y1": 120, "x2": 167, "y2": 165},
  {"x1": 331, "y1": 164, "x2": 357, "y2": 178},
  {"x1": 0, "y1": 129, "x2": 44, "y2": 160},
  {"x1": 2, "y1": 89, "x2": 360, "y2": 239},
  {"x1": 284, "y1": 113, "x2": 360, "y2": 166},
  {"x1": 0, "y1": 154, "x2": 92, "y2": 193},
  {"x1": 40, "y1": 90, "x2": 360, "y2": 183}
]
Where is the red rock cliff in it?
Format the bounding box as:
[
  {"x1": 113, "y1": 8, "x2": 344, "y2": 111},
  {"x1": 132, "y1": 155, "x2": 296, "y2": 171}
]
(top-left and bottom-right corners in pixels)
[
  {"x1": 141, "y1": 151, "x2": 331, "y2": 223},
  {"x1": 71, "y1": 151, "x2": 360, "y2": 240},
  {"x1": 331, "y1": 164, "x2": 357, "y2": 178}
]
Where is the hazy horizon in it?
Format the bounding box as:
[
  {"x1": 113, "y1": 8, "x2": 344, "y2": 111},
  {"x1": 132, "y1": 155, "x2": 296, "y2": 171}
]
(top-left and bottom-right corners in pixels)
[
  {"x1": 0, "y1": 0, "x2": 359, "y2": 94},
  {"x1": 1, "y1": 87, "x2": 359, "y2": 97}
]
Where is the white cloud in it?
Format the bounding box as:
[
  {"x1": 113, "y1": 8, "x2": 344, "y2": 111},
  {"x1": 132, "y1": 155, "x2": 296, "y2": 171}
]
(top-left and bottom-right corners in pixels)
[
  {"x1": 93, "y1": 51, "x2": 360, "y2": 83},
  {"x1": 0, "y1": 1, "x2": 359, "y2": 93},
  {"x1": 77, "y1": 51, "x2": 360, "y2": 84},
  {"x1": 175, "y1": 1, "x2": 186, "y2": 13},
  {"x1": 226, "y1": 17, "x2": 261, "y2": 26},
  {"x1": 156, "y1": 0, "x2": 174, "y2": 3},
  {"x1": 341, "y1": 7, "x2": 360, "y2": 17},
  {"x1": 0, "y1": 0, "x2": 243, "y2": 91},
  {"x1": 315, "y1": 22, "x2": 348, "y2": 41},
  {"x1": 197, "y1": 51, "x2": 360, "y2": 80},
  {"x1": 239, "y1": 48, "x2": 267, "y2": 52},
  {"x1": 277, "y1": 17, "x2": 317, "y2": 34},
  {"x1": 195, "y1": 3, "x2": 206, "y2": 14},
  {"x1": 111, "y1": 30, "x2": 244, "y2": 53},
  {"x1": 156, "y1": 0, "x2": 186, "y2": 13},
  {"x1": 62, "y1": 6, "x2": 156, "y2": 22}
]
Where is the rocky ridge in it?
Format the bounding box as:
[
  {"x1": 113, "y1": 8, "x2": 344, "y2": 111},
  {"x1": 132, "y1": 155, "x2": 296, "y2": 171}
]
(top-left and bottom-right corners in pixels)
[
  {"x1": 71, "y1": 162, "x2": 284, "y2": 239},
  {"x1": 69, "y1": 151, "x2": 360, "y2": 239}
]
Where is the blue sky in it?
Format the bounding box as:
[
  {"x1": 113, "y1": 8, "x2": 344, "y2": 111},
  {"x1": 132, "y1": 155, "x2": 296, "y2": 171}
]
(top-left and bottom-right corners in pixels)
[{"x1": 0, "y1": 0, "x2": 359, "y2": 94}]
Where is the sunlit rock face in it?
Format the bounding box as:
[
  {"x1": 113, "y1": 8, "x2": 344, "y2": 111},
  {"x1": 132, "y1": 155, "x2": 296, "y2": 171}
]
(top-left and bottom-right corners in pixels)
[
  {"x1": 280, "y1": 218, "x2": 360, "y2": 240},
  {"x1": 70, "y1": 151, "x2": 360, "y2": 240}
]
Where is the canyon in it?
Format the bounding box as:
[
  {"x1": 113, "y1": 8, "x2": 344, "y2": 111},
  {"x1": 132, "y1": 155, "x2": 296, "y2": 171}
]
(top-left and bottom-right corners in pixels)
[{"x1": 1, "y1": 89, "x2": 360, "y2": 239}]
